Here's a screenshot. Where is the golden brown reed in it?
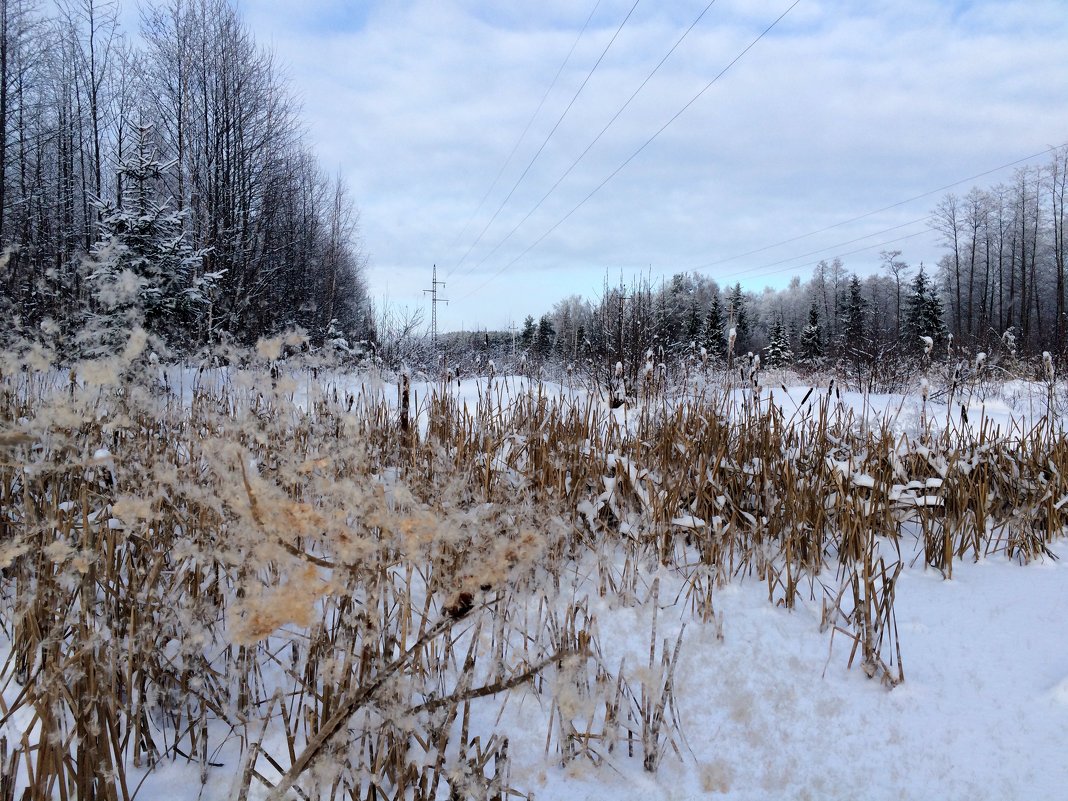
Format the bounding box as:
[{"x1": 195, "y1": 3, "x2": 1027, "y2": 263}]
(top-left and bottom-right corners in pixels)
[{"x1": 0, "y1": 362, "x2": 1065, "y2": 800}]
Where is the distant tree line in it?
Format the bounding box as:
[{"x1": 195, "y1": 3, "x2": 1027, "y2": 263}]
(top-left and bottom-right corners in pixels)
[
  {"x1": 0, "y1": 0, "x2": 371, "y2": 356},
  {"x1": 437, "y1": 151, "x2": 1067, "y2": 385}
]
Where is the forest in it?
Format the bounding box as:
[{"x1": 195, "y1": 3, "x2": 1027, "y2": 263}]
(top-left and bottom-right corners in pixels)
[
  {"x1": 420, "y1": 151, "x2": 1068, "y2": 390},
  {"x1": 2, "y1": 2, "x2": 1066, "y2": 387},
  {"x1": 0, "y1": 0, "x2": 373, "y2": 355},
  {"x1": 1, "y1": 3, "x2": 1067, "y2": 800}
]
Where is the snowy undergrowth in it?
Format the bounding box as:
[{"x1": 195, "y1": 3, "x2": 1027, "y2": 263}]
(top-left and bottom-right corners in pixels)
[{"x1": 1, "y1": 347, "x2": 1067, "y2": 800}]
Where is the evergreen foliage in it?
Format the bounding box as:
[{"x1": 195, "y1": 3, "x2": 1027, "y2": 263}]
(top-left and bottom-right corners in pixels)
[
  {"x1": 0, "y1": 0, "x2": 372, "y2": 353},
  {"x1": 520, "y1": 315, "x2": 536, "y2": 349},
  {"x1": 82, "y1": 125, "x2": 219, "y2": 356},
  {"x1": 903, "y1": 265, "x2": 947, "y2": 350},
  {"x1": 799, "y1": 301, "x2": 822, "y2": 365},
  {"x1": 842, "y1": 274, "x2": 867, "y2": 348},
  {"x1": 764, "y1": 316, "x2": 793, "y2": 368},
  {"x1": 702, "y1": 291, "x2": 726, "y2": 359},
  {"x1": 684, "y1": 294, "x2": 701, "y2": 349},
  {"x1": 726, "y1": 283, "x2": 749, "y2": 353},
  {"x1": 535, "y1": 314, "x2": 555, "y2": 358}
]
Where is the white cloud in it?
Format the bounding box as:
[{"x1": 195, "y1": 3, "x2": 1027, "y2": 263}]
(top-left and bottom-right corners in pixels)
[{"x1": 240, "y1": 0, "x2": 1068, "y2": 329}]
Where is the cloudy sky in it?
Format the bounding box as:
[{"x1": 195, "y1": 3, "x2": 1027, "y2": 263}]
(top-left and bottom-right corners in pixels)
[{"x1": 236, "y1": 0, "x2": 1068, "y2": 332}]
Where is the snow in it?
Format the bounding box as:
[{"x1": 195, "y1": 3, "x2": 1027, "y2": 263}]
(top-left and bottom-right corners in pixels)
[
  {"x1": 124, "y1": 361, "x2": 1066, "y2": 446},
  {"x1": 4, "y1": 366, "x2": 1068, "y2": 799},
  {"x1": 670, "y1": 514, "x2": 707, "y2": 529},
  {"x1": 497, "y1": 541, "x2": 1068, "y2": 801},
  {"x1": 7, "y1": 540, "x2": 1052, "y2": 799}
]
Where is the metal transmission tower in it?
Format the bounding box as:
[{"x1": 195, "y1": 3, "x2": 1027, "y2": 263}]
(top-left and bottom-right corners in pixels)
[{"x1": 423, "y1": 264, "x2": 449, "y2": 349}]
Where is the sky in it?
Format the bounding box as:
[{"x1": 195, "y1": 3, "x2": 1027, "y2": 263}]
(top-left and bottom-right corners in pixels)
[{"x1": 234, "y1": 0, "x2": 1068, "y2": 332}]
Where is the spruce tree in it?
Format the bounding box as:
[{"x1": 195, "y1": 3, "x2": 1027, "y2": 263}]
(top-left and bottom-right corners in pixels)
[
  {"x1": 654, "y1": 289, "x2": 673, "y2": 356},
  {"x1": 903, "y1": 265, "x2": 947, "y2": 351},
  {"x1": 83, "y1": 124, "x2": 219, "y2": 355},
  {"x1": 684, "y1": 294, "x2": 701, "y2": 348},
  {"x1": 726, "y1": 283, "x2": 749, "y2": 352},
  {"x1": 520, "y1": 315, "x2": 536, "y2": 348},
  {"x1": 535, "y1": 314, "x2": 555, "y2": 359},
  {"x1": 799, "y1": 301, "x2": 822, "y2": 366},
  {"x1": 842, "y1": 274, "x2": 867, "y2": 348},
  {"x1": 702, "y1": 291, "x2": 726, "y2": 359},
  {"x1": 764, "y1": 316, "x2": 793, "y2": 368}
]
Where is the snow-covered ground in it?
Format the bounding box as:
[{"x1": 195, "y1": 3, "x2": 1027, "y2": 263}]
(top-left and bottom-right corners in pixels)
[
  {"x1": 101, "y1": 538, "x2": 1066, "y2": 800},
  {"x1": 3, "y1": 365, "x2": 1066, "y2": 799},
  {"x1": 495, "y1": 542, "x2": 1068, "y2": 801},
  {"x1": 140, "y1": 358, "x2": 1064, "y2": 440}
]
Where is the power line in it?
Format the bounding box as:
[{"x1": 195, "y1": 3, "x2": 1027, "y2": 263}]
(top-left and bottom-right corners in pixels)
[
  {"x1": 608, "y1": 136, "x2": 1063, "y2": 284},
  {"x1": 458, "y1": 0, "x2": 802, "y2": 301},
  {"x1": 688, "y1": 141, "x2": 1068, "y2": 272},
  {"x1": 449, "y1": 0, "x2": 642, "y2": 276},
  {"x1": 423, "y1": 265, "x2": 449, "y2": 347},
  {"x1": 720, "y1": 227, "x2": 934, "y2": 284},
  {"x1": 718, "y1": 214, "x2": 931, "y2": 280},
  {"x1": 445, "y1": 0, "x2": 603, "y2": 260},
  {"x1": 453, "y1": 0, "x2": 723, "y2": 281}
]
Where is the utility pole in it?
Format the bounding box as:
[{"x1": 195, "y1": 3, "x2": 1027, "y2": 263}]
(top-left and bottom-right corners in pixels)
[
  {"x1": 508, "y1": 320, "x2": 518, "y2": 361},
  {"x1": 423, "y1": 264, "x2": 449, "y2": 350}
]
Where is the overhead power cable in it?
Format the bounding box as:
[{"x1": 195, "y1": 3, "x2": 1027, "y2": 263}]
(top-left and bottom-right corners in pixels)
[
  {"x1": 449, "y1": 0, "x2": 642, "y2": 276},
  {"x1": 458, "y1": 0, "x2": 802, "y2": 301},
  {"x1": 689, "y1": 141, "x2": 1068, "y2": 272},
  {"x1": 446, "y1": 0, "x2": 603, "y2": 258},
  {"x1": 723, "y1": 227, "x2": 934, "y2": 284},
  {"x1": 721, "y1": 215, "x2": 931, "y2": 279},
  {"x1": 453, "y1": 0, "x2": 722, "y2": 280}
]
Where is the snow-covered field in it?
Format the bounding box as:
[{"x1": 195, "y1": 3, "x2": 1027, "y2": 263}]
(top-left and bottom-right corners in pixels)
[
  {"x1": 3, "y1": 539, "x2": 1065, "y2": 800},
  {"x1": 2, "y1": 364, "x2": 1066, "y2": 800},
  {"x1": 497, "y1": 543, "x2": 1068, "y2": 801}
]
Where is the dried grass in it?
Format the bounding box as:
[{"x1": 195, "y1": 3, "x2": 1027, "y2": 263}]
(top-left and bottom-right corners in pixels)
[{"x1": 0, "y1": 356, "x2": 1065, "y2": 799}]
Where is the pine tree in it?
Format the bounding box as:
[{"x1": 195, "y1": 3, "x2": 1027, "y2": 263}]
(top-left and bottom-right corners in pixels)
[
  {"x1": 799, "y1": 301, "x2": 822, "y2": 366},
  {"x1": 82, "y1": 124, "x2": 219, "y2": 355},
  {"x1": 764, "y1": 316, "x2": 793, "y2": 368},
  {"x1": 903, "y1": 265, "x2": 947, "y2": 351}
]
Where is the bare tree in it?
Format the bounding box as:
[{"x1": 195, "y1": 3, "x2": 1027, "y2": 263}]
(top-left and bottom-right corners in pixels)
[
  {"x1": 880, "y1": 250, "x2": 910, "y2": 342},
  {"x1": 1049, "y1": 146, "x2": 1068, "y2": 352}
]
